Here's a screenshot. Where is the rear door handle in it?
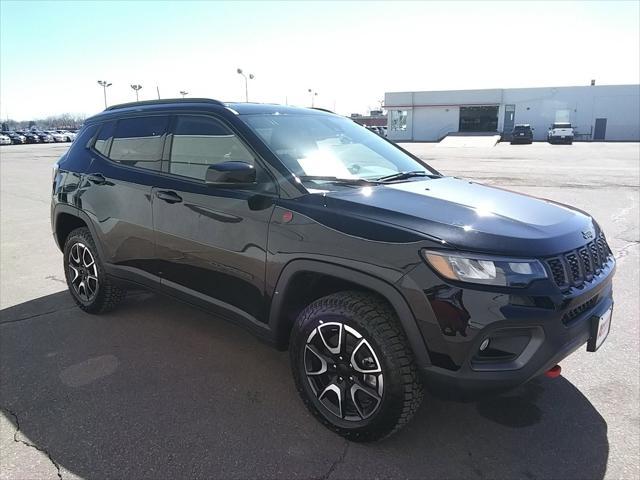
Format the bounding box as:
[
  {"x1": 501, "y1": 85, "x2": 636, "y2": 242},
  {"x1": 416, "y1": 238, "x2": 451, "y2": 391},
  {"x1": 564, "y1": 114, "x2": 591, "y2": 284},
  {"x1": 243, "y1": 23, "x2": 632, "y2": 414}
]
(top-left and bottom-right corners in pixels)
[
  {"x1": 155, "y1": 190, "x2": 183, "y2": 204},
  {"x1": 87, "y1": 173, "x2": 106, "y2": 184}
]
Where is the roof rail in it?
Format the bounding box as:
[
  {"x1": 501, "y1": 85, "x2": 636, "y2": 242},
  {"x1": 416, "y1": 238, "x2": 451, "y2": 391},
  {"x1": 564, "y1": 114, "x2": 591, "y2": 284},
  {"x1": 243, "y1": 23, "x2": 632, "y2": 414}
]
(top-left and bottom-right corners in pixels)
[
  {"x1": 104, "y1": 98, "x2": 225, "y2": 112},
  {"x1": 310, "y1": 107, "x2": 336, "y2": 114}
]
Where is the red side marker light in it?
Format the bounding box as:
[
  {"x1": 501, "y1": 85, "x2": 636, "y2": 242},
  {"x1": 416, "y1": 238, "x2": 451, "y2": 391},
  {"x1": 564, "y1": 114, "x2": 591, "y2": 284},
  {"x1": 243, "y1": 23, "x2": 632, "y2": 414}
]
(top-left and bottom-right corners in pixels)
[
  {"x1": 282, "y1": 211, "x2": 293, "y2": 223},
  {"x1": 544, "y1": 365, "x2": 562, "y2": 379}
]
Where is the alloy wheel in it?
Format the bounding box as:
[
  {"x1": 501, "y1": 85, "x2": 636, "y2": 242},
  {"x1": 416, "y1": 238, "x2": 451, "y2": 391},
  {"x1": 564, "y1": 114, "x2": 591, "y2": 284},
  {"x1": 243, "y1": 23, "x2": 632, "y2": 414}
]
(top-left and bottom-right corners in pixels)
[
  {"x1": 304, "y1": 321, "x2": 384, "y2": 421},
  {"x1": 68, "y1": 242, "x2": 99, "y2": 302}
]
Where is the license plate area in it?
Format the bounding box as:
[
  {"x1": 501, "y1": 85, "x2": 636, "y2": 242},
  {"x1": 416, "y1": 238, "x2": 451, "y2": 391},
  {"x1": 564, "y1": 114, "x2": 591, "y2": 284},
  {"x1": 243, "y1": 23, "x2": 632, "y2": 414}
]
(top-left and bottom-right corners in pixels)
[{"x1": 587, "y1": 307, "x2": 612, "y2": 352}]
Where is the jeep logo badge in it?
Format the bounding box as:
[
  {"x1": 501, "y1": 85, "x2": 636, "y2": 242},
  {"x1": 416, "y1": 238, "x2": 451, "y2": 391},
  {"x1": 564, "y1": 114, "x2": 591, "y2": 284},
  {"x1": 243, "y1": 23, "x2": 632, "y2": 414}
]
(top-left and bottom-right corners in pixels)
[{"x1": 582, "y1": 230, "x2": 594, "y2": 240}]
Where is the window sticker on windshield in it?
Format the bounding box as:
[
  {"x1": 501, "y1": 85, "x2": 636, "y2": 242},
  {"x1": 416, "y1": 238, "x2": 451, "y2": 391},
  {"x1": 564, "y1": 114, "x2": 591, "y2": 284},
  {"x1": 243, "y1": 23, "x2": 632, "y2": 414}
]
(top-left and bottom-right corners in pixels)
[{"x1": 297, "y1": 150, "x2": 355, "y2": 178}]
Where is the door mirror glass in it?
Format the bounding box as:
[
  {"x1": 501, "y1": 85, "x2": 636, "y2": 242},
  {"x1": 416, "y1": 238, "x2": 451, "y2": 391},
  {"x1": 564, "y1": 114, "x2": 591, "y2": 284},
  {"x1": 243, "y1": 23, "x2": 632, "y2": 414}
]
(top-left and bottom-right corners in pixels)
[{"x1": 206, "y1": 161, "x2": 256, "y2": 186}]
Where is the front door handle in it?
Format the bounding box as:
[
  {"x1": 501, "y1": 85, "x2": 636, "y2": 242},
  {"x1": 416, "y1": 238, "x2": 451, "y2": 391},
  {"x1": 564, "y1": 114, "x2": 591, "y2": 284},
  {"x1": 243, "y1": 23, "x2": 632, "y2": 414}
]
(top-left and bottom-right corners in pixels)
[
  {"x1": 155, "y1": 190, "x2": 183, "y2": 204},
  {"x1": 87, "y1": 173, "x2": 106, "y2": 184}
]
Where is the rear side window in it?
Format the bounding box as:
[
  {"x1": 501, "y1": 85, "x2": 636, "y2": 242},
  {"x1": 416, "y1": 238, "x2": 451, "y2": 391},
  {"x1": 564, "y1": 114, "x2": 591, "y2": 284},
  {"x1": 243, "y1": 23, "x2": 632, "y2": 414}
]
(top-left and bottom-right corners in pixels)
[
  {"x1": 168, "y1": 115, "x2": 254, "y2": 181},
  {"x1": 109, "y1": 116, "x2": 169, "y2": 170}
]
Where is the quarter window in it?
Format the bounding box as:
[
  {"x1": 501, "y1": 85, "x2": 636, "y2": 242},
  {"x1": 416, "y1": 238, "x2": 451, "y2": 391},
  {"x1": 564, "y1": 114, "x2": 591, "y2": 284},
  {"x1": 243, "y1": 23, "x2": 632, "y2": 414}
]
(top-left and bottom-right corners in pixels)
[
  {"x1": 94, "y1": 121, "x2": 115, "y2": 156},
  {"x1": 109, "y1": 116, "x2": 169, "y2": 170},
  {"x1": 169, "y1": 115, "x2": 254, "y2": 181}
]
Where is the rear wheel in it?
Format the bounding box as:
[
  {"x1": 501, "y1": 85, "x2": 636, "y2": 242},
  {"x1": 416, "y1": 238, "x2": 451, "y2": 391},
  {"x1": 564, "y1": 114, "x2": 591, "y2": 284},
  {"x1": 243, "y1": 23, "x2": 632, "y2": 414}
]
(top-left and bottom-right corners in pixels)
[
  {"x1": 63, "y1": 227, "x2": 126, "y2": 313},
  {"x1": 290, "y1": 291, "x2": 424, "y2": 442}
]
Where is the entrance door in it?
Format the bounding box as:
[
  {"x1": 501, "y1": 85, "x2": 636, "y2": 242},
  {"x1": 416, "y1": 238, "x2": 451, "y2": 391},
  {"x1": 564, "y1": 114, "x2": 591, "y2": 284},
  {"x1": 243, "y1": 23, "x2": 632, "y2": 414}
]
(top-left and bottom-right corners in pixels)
[
  {"x1": 459, "y1": 106, "x2": 499, "y2": 132},
  {"x1": 594, "y1": 118, "x2": 607, "y2": 141},
  {"x1": 503, "y1": 105, "x2": 516, "y2": 138}
]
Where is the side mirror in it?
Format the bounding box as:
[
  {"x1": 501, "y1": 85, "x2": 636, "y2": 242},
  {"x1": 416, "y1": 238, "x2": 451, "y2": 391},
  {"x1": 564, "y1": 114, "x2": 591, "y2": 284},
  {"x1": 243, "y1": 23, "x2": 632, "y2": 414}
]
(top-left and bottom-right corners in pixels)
[{"x1": 205, "y1": 161, "x2": 256, "y2": 187}]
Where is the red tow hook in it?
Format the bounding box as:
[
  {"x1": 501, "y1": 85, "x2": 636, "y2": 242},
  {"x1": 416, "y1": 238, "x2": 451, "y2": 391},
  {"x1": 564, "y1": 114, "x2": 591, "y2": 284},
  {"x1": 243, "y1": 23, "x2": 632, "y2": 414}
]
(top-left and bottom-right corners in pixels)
[{"x1": 545, "y1": 365, "x2": 562, "y2": 378}]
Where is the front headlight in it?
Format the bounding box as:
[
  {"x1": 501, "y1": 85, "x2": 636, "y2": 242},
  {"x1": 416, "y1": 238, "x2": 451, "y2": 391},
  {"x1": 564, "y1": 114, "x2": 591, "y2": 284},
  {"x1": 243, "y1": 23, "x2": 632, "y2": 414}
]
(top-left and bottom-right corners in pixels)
[{"x1": 422, "y1": 250, "x2": 547, "y2": 287}]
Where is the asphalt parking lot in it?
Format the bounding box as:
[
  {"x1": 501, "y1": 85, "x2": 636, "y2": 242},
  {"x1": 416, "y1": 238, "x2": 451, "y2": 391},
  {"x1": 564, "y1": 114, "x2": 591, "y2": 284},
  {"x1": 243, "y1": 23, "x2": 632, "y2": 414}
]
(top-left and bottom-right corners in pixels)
[{"x1": 1, "y1": 142, "x2": 638, "y2": 480}]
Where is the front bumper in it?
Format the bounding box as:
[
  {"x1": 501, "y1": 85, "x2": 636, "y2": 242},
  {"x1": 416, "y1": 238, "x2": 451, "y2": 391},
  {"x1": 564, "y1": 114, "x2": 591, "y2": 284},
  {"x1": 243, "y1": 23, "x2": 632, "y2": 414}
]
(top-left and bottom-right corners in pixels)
[
  {"x1": 397, "y1": 256, "x2": 615, "y2": 398},
  {"x1": 549, "y1": 135, "x2": 573, "y2": 143}
]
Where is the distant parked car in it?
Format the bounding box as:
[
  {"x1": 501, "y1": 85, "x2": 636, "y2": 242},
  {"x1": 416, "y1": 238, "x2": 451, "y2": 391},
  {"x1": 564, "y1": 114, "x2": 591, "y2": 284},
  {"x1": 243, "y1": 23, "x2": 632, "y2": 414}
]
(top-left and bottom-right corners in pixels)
[
  {"x1": 35, "y1": 131, "x2": 54, "y2": 143},
  {"x1": 45, "y1": 130, "x2": 66, "y2": 143},
  {"x1": 366, "y1": 126, "x2": 386, "y2": 137},
  {"x1": 56, "y1": 130, "x2": 76, "y2": 142},
  {"x1": 548, "y1": 122, "x2": 574, "y2": 144},
  {"x1": 0, "y1": 134, "x2": 11, "y2": 145},
  {"x1": 510, "y1": 124, "x2": 534, "y2": 144},
  {"x1": 1, "y1": 131, "x2": 25, "y2": 144},
  {"x1": 17, "y1": 131, "x2": 40, "y2": 144}
]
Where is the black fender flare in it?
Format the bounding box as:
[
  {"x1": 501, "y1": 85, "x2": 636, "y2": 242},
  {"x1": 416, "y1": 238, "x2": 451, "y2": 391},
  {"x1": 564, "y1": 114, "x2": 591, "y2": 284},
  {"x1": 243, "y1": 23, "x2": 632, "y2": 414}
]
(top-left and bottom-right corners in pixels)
[
  {"x1": 268, "y1": 259, "x2": 432, "y2": 368},
  {"x1": 52, "y1": 203, "x2": 106, "y2": 262}
]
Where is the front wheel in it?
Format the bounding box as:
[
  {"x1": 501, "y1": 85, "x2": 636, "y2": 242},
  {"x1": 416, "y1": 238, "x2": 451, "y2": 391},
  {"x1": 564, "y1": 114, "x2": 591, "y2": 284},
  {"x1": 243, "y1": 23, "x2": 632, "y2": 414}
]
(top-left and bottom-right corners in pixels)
[{"x1": 290, "y1": 291, "x2": 424, "y2": 442}]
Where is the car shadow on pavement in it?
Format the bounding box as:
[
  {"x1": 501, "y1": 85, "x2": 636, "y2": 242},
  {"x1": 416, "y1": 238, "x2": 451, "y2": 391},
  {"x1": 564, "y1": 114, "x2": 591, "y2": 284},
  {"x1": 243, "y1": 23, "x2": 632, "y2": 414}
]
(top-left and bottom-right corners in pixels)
[{"x1": 1, "y1": 291, "x2": 608, "y2": 480}]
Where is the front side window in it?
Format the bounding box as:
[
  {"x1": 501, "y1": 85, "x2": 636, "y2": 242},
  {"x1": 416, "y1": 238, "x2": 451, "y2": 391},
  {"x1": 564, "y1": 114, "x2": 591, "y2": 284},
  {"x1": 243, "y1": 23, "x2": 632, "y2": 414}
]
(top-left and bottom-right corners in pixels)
[
  {"x1": 109, "y1": 116, "x2": 169, "y2": 170},
  {"x1": 168, "y1": 115, "x2": 254, "y2": 181},
  {"x1": 242, "y1": 114, "x2": 432, "y2": 182},
  {"x1": 389, "y1": 110, "x2": 408, "y2": 131}
]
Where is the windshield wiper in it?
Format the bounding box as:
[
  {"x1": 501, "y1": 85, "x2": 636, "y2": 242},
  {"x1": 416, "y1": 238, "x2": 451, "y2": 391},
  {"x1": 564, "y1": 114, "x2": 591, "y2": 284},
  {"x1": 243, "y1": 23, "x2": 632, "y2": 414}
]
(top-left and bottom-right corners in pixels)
[
  {"x1": 376, "y1": 171, "x2": 433, "y2": 182},
  {"x1": 299, "y1": 175, "x2": 381, "y2": 185}
]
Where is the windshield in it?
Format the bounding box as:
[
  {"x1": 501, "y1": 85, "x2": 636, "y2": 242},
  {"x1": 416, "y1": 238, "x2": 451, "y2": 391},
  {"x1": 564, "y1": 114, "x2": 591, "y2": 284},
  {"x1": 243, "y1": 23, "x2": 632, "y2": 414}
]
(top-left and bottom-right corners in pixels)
[
  {"x1": 242, "y1": 114, "x2": 434, "y2": 182},
  {"x1": 553, "y1": 123, "x2": 572, "y2": 129}
]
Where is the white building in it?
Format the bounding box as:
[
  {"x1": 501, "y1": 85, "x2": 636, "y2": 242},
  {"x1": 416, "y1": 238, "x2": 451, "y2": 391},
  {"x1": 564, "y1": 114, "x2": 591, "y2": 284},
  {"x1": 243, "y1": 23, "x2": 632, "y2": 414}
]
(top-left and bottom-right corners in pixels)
[{"x1": 384, "y1": 84, "x2": 640, "y2": 142}]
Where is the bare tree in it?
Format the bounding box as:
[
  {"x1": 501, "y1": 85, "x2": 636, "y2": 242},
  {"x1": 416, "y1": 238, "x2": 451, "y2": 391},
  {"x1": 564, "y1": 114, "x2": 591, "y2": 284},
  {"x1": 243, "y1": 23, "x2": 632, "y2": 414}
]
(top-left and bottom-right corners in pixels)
[{"x1": 1, "y1": 113, "x2": 86, "y2": 131}]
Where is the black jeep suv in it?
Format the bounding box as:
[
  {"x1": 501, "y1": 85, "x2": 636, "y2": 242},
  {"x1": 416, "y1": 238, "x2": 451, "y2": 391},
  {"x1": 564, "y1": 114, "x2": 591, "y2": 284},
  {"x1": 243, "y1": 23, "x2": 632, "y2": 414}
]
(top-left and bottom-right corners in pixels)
[
  {"x1": 51, "y1": 99, "x2": 615, "y2": 441},
  {"x1": 510, "y1": 124, "x2": 534, "y2": 144}
]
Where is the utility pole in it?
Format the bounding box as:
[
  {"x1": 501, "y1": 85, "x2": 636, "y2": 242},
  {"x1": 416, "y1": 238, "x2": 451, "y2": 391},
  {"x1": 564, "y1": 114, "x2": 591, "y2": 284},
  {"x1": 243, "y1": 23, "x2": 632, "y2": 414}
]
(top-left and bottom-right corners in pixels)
[
  {"x1": 180, "y1": 90, "x2": 189, "y2": 98},
  {"x1": 97, "y1": 80, "x2": 112, "y2": 108}
]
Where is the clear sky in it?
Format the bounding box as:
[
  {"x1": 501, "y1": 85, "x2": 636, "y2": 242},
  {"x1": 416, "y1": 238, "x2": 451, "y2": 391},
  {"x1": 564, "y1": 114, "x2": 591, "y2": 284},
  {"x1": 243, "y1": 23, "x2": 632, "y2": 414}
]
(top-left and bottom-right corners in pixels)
[{"x1": 1, "y1": 0, "x2": 638, "y2": 120}]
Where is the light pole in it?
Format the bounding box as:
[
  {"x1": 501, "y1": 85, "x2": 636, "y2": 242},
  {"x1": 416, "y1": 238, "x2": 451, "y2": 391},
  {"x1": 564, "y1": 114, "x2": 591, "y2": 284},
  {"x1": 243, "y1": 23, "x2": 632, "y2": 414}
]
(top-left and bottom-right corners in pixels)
[
  {"x1": 130, "y1": 84, "x2": 143, "y2": 101},
  {"x1": 97, "y1": 80, "x2": 112, "y2": 108},
  {"x1": 308, "y1": 89, "x2": 318, "y2": 108},
  {"x1": 236, "y1": 68, "x2": 254, "y2": 102},
  {"x1": 180, "y1": 90, "x2": 188, "y2": 98}
]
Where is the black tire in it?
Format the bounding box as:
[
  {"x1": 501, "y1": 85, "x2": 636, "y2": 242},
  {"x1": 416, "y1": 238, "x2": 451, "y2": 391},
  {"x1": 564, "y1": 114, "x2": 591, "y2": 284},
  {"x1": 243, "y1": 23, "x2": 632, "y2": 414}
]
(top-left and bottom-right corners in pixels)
[
  {"x1": 63, "y1": 227, "x2": 125, "y2": 314},
  {"x1": 290, "y1": 291, "x2": 424, "y2": 442}
]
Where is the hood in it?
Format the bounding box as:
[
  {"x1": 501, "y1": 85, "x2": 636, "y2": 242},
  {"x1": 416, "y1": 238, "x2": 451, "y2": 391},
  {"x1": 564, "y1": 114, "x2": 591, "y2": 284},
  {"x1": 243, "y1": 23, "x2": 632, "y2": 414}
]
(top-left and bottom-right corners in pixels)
[{"x1": 321, "y1": 177, "x2": 596, "y2": 257}]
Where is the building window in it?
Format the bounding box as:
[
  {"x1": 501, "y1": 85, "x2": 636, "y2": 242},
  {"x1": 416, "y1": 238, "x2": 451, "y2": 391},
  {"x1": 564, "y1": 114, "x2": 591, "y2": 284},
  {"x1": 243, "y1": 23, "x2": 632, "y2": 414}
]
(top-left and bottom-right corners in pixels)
[{"x1": 390, "y1": 110, "x2": 408, "y2": 131}]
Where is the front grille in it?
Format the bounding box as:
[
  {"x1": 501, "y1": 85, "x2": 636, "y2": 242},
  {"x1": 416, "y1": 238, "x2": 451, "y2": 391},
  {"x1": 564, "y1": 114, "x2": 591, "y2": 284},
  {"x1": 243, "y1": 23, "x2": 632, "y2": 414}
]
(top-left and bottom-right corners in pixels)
[
  {"x1": 545, "y1": 231, "x2": 612, "y2": 290},
  {"x1": 562, "y1": 295, "x2": 599, "y2": 325}
]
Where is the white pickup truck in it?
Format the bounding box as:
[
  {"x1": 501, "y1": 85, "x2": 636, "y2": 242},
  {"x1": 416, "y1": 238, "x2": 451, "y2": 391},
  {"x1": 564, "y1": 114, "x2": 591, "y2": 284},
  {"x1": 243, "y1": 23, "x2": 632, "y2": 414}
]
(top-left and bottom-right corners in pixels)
[{"x1": 548, "y1": 122, "x2": 574, "y2": 144}]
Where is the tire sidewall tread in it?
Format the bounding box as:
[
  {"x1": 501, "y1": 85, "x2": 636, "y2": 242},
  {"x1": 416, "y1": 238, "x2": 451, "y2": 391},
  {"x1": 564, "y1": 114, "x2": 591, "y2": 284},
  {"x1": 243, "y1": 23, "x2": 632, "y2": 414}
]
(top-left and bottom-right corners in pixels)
[
  {"x1": 63, "y1": 227, "x2": 125, "y2": 314},
  {"x1": 290, "y1": 290, "x2": 424, "y2": 442}
]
